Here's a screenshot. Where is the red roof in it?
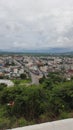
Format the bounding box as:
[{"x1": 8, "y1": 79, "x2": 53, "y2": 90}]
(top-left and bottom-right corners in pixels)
[{"x1": 68, "y1": 70, "x2": 73, "y2": 73}]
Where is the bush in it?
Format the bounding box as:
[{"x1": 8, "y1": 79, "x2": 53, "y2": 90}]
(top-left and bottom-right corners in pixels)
[
  {"x1": 17, "y1": 118, "x2": 28, "y2": 127},
  {"x1": 0, "y1": 83, "x2": 7, "y2": 91},
  {"x1": 59, "y1": 112, "x2": 70, "y2": 119},
  {"x1": 0, "y1": 118, "x2": 11, "y2": 129},
  {"x1": 20, "y1": 74, "x2": 27, "y2": 79}
]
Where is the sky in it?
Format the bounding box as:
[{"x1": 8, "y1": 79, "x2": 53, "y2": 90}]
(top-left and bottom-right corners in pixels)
[{"x1": 0, "y1": 0, "x2": 73, "y2": 50}]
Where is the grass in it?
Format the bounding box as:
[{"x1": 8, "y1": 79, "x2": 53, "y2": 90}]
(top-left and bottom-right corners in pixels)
[{"x1": 12, "y1": 79, "x2": 31, "y2": 86}]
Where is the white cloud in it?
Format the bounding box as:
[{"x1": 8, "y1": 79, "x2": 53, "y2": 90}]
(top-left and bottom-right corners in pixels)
[{"x1": 0, "y1": 0, "x2": 73, "y2": 50}]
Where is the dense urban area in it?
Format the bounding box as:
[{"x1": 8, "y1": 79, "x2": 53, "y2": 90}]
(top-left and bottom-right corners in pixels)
[
  {"x1": 0, "y1": 55, "x2": 73, "y2": 83},
  {"x1": 0, "y1": 54, "x2": 73, "y2": 129}
]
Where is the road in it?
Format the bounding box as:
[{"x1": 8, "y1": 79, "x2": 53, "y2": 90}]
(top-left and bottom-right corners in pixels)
[
  {"x1": 14, "y1": 59, "x2": 40, "y2": 85},
  {"x1": 30, "y1": 72, "x2": 39, "y2": 85}
]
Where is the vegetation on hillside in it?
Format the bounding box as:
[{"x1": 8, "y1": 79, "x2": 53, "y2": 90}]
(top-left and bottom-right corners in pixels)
[{"x1": 0, "y1": 72, "x2": 73, "y2": 129}]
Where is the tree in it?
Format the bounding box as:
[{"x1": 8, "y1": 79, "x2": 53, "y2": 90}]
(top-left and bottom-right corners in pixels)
[
  {"x1": 20, "y1": 73, "x2": 27, "y2": 79},
  {"x1": 0, "y1": 83, "x2": 7, "y2": 91}
]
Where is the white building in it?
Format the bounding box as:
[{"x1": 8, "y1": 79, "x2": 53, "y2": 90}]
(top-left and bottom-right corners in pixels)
[{"x1": 0, "y1": 80, "x2": 14, "y2": 87}]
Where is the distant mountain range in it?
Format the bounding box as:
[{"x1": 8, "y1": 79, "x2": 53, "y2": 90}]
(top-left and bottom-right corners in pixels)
[{"x1": 0, "y1": 47, "x2": 73, "y2": 54}]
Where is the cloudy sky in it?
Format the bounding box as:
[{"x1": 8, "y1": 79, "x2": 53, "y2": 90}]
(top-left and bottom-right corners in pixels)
[{"x1": 0, "y1": 0, "x2": 73, "y2": 50}]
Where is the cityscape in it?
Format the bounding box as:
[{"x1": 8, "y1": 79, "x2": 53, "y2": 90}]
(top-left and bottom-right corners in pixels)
[
  {"x1": 0, "y1": 0, "x2": 73, "y2": 129},
  {"x1": 0, "y1": 54, "x2": 73, "y2": 87}
]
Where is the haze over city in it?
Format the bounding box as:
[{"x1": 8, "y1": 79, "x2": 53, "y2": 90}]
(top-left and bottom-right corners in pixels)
[{"x1": 0, "y1": 0, "x2": 73, "y2": 51}]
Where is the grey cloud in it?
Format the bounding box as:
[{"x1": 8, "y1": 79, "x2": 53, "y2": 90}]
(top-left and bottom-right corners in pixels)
[{"x1": 0, "y1": 0, "x2": 73, "y2": 50}]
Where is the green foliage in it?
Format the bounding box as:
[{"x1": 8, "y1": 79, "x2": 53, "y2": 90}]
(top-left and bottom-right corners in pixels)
[
  {"x1": 0, "y1": 118, "x2": 11, "y2": 129},
  {"x1": 0, "y1": 77, "x2": 73, "y2": 129},
  {"x1": 0, "y1": 83, "x2": 7, "y2": 91},
  {"x1": 39, "y1": 75, "x2": 45, "y2": 84},
  {"x1": 17, "y1": 118, "x2": 29, "y2": 127},
  {"x1": 20, "y1": 73, "x2": 27, "y2": 79},
  {"x1": 13, "y1": 79, "x2": 31, "y2": 86},
  {"x1": 47, "y1": 72, "x2": 66, "y2": 84},
  {"x1": 59, "y1": 112, "x2": 70, "y2": 119}
]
